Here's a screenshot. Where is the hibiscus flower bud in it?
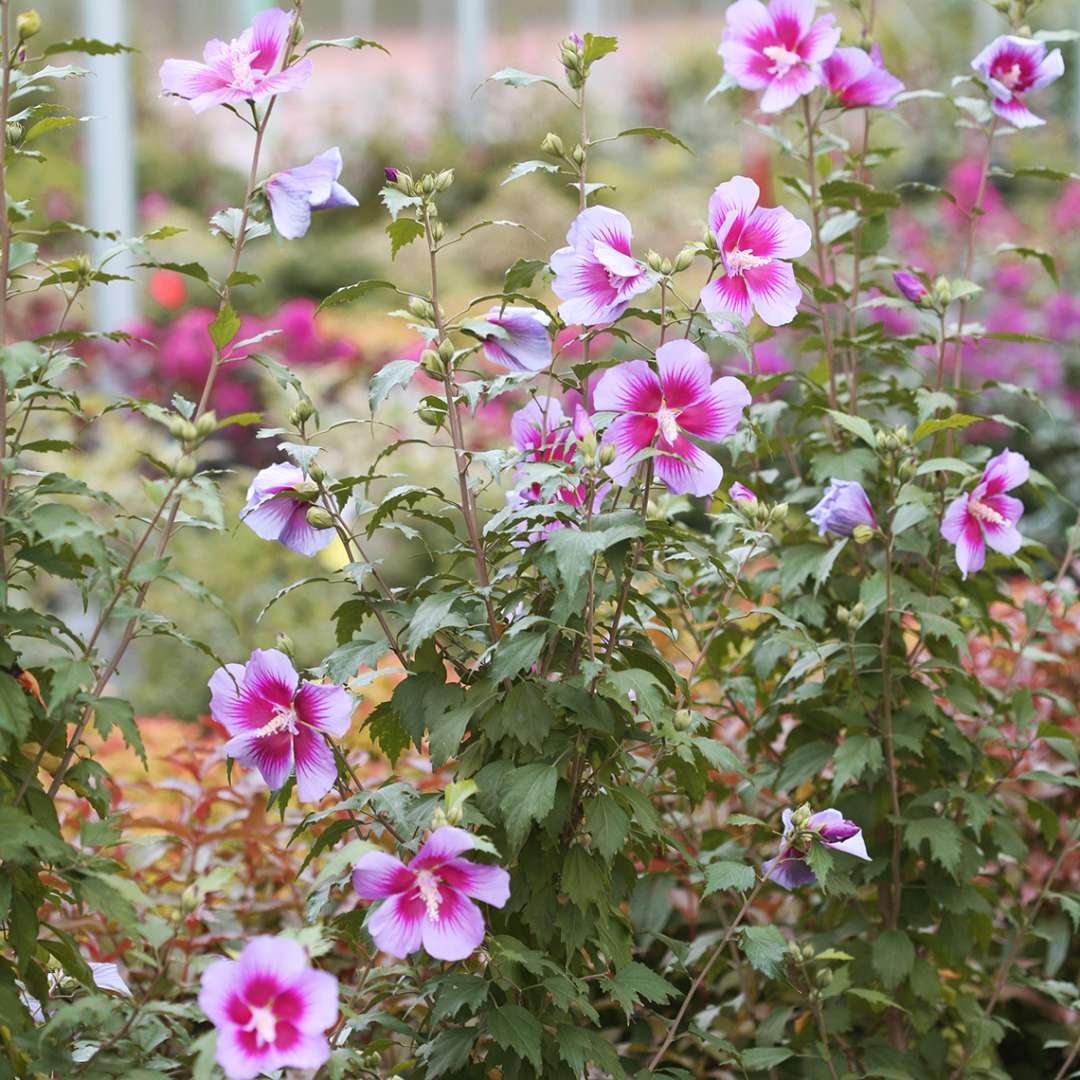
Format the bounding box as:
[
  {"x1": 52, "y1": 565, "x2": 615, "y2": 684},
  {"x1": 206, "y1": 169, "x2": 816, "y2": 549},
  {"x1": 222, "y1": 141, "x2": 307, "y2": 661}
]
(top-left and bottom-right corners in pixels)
[
  {"x1": 408, "y1": 296, "x2": 435, "y2": 320},
  {"x1": 802, "y1": 943, "x2": 815, "y2": 959},
  {"x1": 598, "y1": 443, "x2": 616, "y2": 467},
  {"x1": 5, "y1": 121, "x2": 21, "y2": 145},
  {"x1": 788, "y1": 940, "x2": 803, "y2": 960},
  {"x1": 898, "y1": 458, "x2": 917, "y2": 482},
  {"x1": 769, "y1": 502, "x2": 789, "y2": 525},
  {"x1": 437, "y1": 337, "x2": 455, "y2": 364},
  {"x1": 434, "y1": 169, "x2": 455, "y2": 192},
  {"x1": 431, "y1": 219, "x2": 445, "y2": 241},
  {"x1": 305, "y1": 506, "x2": 335, "y2": 529},
  {"x1": 291, "y1": 399, "x2": 314, "y2": 424},
  {"x1": 645, "y1": 249, "x2": 664, "y2": 272},
  {"x1": 933, "y1": 275, "x2": 952, "y2": 304},
  {"x1": 673, "y1": 246, "x2": 695, "y2": 272},
  {"x1": 818, "y1": 968, "x2": 834, "y2": 986},
  {"x1": 836, "y1": 605, "x2": 851, "y2": 626},
  {"x1": 420, "y1": 173, "x2": 436, "y2": 194},
  {"x1": 578, "y1": 431, "x2": 598, "y2": 461},
  {"x1": 16, "y1": 9, "x2": 41, "y2": 39},
  {"x1": 275, "y1": 632, "x2": 295, "y2": 658},
  {"x1": 791, "y1": 803, "x2": 813, "y2": 829},
  {"x1": 660, "y1": 257, "x2": 674, "y2": 276},
  {"x1": 570, "y1": 143, "x2": 586, "y2": 166},
  {"x1": 195, "y1": 411, "x2": 217, "y2": 437},
  {"x1": 850, "y1": 602, "x2": 866, "y2": 622},
  {"x1": 893, "y1": 270, "x2": 928, "y2": 304},
  {"x1": 174, "y1": 455, "x2": 195, "y2": 480},
  {"x1": 291, "y1": 480, "x2": 320, "y2": 501},
  {"x1": 673, "y1": 708, "x2": 693, "y2": 731},
  {"x1": 420, "y1": 349, "x2": 445, "y2": 377},
  {"x1": 540, "y1": 131, "x2": 564, "y2": 157},
  {"x1": 308, "y1": 463, "x2": 326, "y2": 484},
  {"x1": 431, "y1": 807, "x2": 450, "y2": 828},
  {"x1": 852, "y1": 523, "x2": 875, "y2": 544},
  {"x1": 417, "y1": 405, "x2": 444, "y2": 427},
  {"x1": 384, "y1": 166, "x2": 399, "y2": 183}
]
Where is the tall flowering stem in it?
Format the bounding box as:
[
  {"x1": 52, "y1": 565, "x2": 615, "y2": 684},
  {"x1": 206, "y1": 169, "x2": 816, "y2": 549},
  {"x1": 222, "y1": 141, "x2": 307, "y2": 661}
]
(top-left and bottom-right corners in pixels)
[{"x1": 0, "y1": 0, "x2": 12, "y2": 579}]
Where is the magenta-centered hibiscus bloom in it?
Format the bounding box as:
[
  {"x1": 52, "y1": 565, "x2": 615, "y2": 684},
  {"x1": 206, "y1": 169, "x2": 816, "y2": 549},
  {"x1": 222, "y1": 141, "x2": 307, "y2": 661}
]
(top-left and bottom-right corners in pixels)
[
  {"x1": 353, "y1": 827, "x2": 510, "y2": 961},
  {"x1": 480, "y1": 306, "x2": 552, "y2": 372},
  {"x1": 764, "y1": 806, "x2": 871, "y2": 889},
  {"x1": 199, "y1": 936, "x2": 338, "y2": 1080},
  {"x1": 701, "y1": 175, "x2": 811, "y2": 328},
  {"x1": 823, "y1": 44, "x2": 904, "y2": 108},
  {"x1": 209, "y1": 649, "x2": 353, "y2": 802},
  {"x1": 550, "y1": 207, "x2": 653, "y2": 326},
  {"x1": 265, "y1": 148, "x2": 358, "y2": 240},
  {"x1": 241, "y1": 462, "x2": 335, "y2": 558},
  {"x1": 159, "y1": 8, "x2": 312, "y2": 114},
  {"x1": 594, "y1": 340, "x2": 751, "y2": 497},
  {"x1": 941, "y1": 449, "x2": 1028, "y2": 578},
  {"x1": 719, "y1": 0, "x2": 840, "y2": 113},
  {"x1": 971, "y1": 36, "x2": 1064, "y2": 129}
]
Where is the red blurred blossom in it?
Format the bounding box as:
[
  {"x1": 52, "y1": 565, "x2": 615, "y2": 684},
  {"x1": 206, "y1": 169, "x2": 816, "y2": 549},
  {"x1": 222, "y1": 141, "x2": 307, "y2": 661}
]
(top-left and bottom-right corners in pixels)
[{"x1": 149, "y1": 270, "x2": 187, "y2": 310}]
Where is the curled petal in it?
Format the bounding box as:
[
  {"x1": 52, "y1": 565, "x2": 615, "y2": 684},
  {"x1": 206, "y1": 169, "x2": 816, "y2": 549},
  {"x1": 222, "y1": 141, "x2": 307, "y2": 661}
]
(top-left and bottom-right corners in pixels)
[
  {"x1": 292, "y1": 726, "x2": 338, "y2": 803},
  {"x1": 981, "y1": 448, "x2": 1029, "y2": 494},
  {"x1": 593, "y1": 359, "x2": 663, "y2": 415}
]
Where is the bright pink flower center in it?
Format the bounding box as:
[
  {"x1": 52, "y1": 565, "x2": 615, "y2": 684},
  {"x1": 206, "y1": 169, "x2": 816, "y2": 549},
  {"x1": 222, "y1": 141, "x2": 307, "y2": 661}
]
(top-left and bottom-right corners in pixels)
[
  {"x1": 763, "y1": 43, "x2": 803, "y2": 77},
  {"x1": 726, "y1": 247, "x2": 772, "y2": 276},
  {"x1": 415, "y1": 869, "x2": 443, "y2": 922},
  {"x1": 968, "y1": 496, "x2": 1006, "y2": 526},
  {"x1": 656, "y1": 406, "x2": 681, "y2": 444},
  {"x1": 227, "y1": 46, "x2": 262, "y2": 93},
  {"x1": 252, "y1": 705, "x2": 300, "y2": 739},
  {"x1": 995, "y1": 61, "x2": 1023, "y2": 90}
]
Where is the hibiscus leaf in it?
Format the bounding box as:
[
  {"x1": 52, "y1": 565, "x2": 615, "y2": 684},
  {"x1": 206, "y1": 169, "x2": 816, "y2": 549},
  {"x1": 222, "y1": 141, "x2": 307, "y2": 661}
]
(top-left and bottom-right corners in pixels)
[
  {"x1": 386, "y1": 218, "x2": 425, "y2": 259},
  {"x1": 582, "y1": 33, "x2": 618, "y2": 65},
  {"x1": 703, "y1": 860, "x2": 756, "y2": 895},
  {"x1": 614, "y1": 126, "x2": 692, "y2": 153},
  {"x1": 487, "y1": 1004, "x2": 543, "y2": 1070},
  {"x1": 502, "y1": 159, "x2": 562, "y2": 186},
  {"x1": 316, "y1": 278, "x2": 398, "y2": 314},
  {"x1": 369, "y1": 359, "x2": 418, "y2": 414},
  {"x1": 739, "y1": 925, "x2": 788, "y2": 978},
  {"x1": 500, "y1": 763, "x2": 558, "y2": 850},
  {"x1": 303, "y1": 36, "x2": 388, "y2": 55},
  {"x1": 873, "y1": 929, "x2": 916, "y2": 989},
  {"x1": 910, "y1": 413, "x2": 981, "y2": 443}
]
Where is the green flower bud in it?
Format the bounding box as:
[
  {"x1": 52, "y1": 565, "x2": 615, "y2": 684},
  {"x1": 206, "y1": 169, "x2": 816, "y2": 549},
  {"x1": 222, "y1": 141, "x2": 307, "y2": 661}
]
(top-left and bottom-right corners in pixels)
[
  {"x1": 802, "y1": 943, "x2": 815, "y2": 959},
  {"x1": 290, "y1": 399, "x2": 314, "y2": 424},
  {"x1": 952, "y1": 595, "x2": 969, "y2": 611},
  {"x1": 195, "y1": 411, "x2": 217, "y2": 437},
  {"x1": 837, "y1": 605, "x2": 851, "y2": 625},
  {"x1": 408, "y1": 296, "x2": 434, "y2": 320},
  {"x1": 308, "y1": 462, "x2": 326, "y2": 484},
  {"x1": 817, "y1": 967, "x2": 833, "y2": 986},
  {"x1": 174, "y1": 455, "x2": 195, "y2": 480},
  {"x1": 305, "y1": 506, "x2": 335, "y2": 529},
  {"x1": 167, "y1": 416, "x2": 189, "y2": 439},
  {"x1": 420, "y1": 173, "x2": 436, "y2": 194},
  {"x1": 540, "y1": 131, "x2": 564, "y2": 157},
  {"x1": 291, "y1": 480, "x2": 320, "y2": 501},
  {"x1": 178, "y1": 420, "x2": 199, "y2": 444},
  {"x1": 673, "y1": 247, "x2": 695, "y2": 272},
  {"x1": 570, "y1": 143, "x2": 586, "y2": 166},
  {"x1": 417, "y1": 406, "x2": 444, "y2": 427},
  {"x1": 659, "y1": 257, "x2": 674, "y2": 276},
  {"x1": 770, "y1": 502, "x2": 789, "y2": 524},
  {"x1": 875, "y1": 429, "x2": 889, "y2": 450},
  {"x1": 673, "y1": 708, "x2": 693, "y2": 731},
  {"x1": 850, "y1": 601, "x2": 866, "y2": 622},
  {"x1": 579, "y1": 431, "x2": 598, "y2": 460},
  {"x1": 788, "y1": 940, "x2": 804, "y2": 959},
  {"x1": 420, "y1": 348, "x2": 445, "y2": 377},
  {"x1": 791, "y1": 802, "x2": 813, "y2": 829},
  {"x1": 5, "y1": 120, "x2": 22, "y2": 145},
  {"x1": 438, "y1": 337, "x2": 455, "y2": 363},
  {"x1": 645, "y1": 249, "x2": 664, "y2": 273},
  {"x1": 431, "y1": 219, "x2": 445, "y2": 242},
  {"x1": 894, "y1": 424, "x2": 909, "y2": 445},
  {"x1": 598, "y1": 443, "x2": 616, "y2": 467},
  {"x1": 275, "y1": 632, "x2": 295, "y2": 658},
  {"x1": 435, "y1": 168, "x2": 455, "y2": 192},
  {"x1": 852, "y1": 523, "x2": 875, "y2": 544},
  {"x1": 898, "y1": 458, "x2": 917, "y2": 482},
  {"x1": 430, "y1": 807, "x2": 450, "y2": 828},
  {"x1": 16, "y1": 10, "x2": 41, "y2": 39},
  {"x1": 933, "y1": 275, "x2": 952, "y2": 304}
]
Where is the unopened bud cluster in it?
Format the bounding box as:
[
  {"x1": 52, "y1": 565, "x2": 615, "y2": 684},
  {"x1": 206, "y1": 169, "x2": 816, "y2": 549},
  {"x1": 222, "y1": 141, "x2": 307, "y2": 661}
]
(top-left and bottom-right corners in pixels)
[
  {"x1": 167, "y1": 409, "x2": 219, "y2": 477},
  {"x1": 875, "y1": 424, "x2": 909, "y2": 454},
  {"x1": 836, "y1": 602, "x2": 866, "y2": 628},
  {"x1": 560, "y1": 33, "x2": 587, "y2": 88},
  {"x1": 742, "y1": 498, "x2": 788, "y2": 529},
  {"x1": 289, "y1": 399, "x2": 314, "y2": 428}
]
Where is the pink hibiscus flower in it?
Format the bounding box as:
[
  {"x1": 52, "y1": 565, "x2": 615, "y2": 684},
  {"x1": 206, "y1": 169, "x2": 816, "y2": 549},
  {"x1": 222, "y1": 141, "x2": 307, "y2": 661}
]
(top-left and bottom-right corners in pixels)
[
  {"x1": 198, "y1": 936, "x2": 338, "y2": 1080},
  {"x1": 241, "y1": 462, "x2": 336, "y2": 558},
  {"x1": 823, "y1": 44, "x2": 904, "y2": 108},
  {"x1": 208, "y1": 648, "x2": 353, "y2": 802},
  {"x1": 971, "y1": 35, "x2": 1064, "y2": 129},
  {"x1": 159, "y1": 8, "x2": 312, "y2": 114},
  {"x1": 353, "y1": 827, "x2": 510, "y2": 961},
  {"x1": 480, "y1": 306, "x2": 552, "y2": 372},
  {"x1": 594, "y1": 340, "x2": 751, "y2": 497},
  {"x1": 764, "y1": 806, "x2": 871, "y2": 889},
  {"x1": 719, "y1": 0, "x2": 840, "y2": 114},
  {"x1": 701, "y1": 175, "x2": 811, "y2": 328},
  {"x1": 265, "y1": 148, "x2": 358, "y2": 240},
  {"x1": 941, "y1": 449, "x2": 1028, "y2": 579},
  {"x1": 550, "y1": 206, "x2": 653, "y2": 326}
]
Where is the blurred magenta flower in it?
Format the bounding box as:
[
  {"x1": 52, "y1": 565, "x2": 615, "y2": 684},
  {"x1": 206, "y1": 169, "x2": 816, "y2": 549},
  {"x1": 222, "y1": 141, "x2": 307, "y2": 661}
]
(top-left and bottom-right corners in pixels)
[
  {"x1": 265, "y1": 148, "x2": 358, "y2": 239},
  {"x1": 353, "y1": 826, "x2": 510, "y2": 961},
  {"x1": 719, "y1": 0, "x2": 839, "y2": 113},
  {"x1": 511, "y1": 395, "x2": 587, "y2": 507},
  {"x1": 198, "y1": 935, "x2": 337, "y2": 1080},
  {"x1": 159, "y1": 8, "x2": 312, "y2": 114},
  {"x1": 808, "y1": 479, "x2": 877, "y2": 536},
  {"x1": 209, "y1": 648, "x2": 353, "y2": 802},
  {"x1": 701, "y1": 175, "x2": 811, "y2": 328},
  {"x1": 823, "y1": 44, "x2": 904, "y2": 108},
  {"x1": 764, "y1": 806, "x2": 871, "y2": 889},
  {"x1": 730, "y1": 480, "x2": 757, "y2": 502},
  {"x1": 893, "y1": 270, "x2": 928, "y2": 304},
  {"x1": 480, "y1": 306, "x2": 552, "y2": 372},
  {"x1": 241, "y1": 462, "x2": 335, "y2": 557},
  {"x1": 941, "y1": 449, "x2": 1028, "y2": 578},
  {"x1": 594, "y1": 340, "x2": 751, "y2": 497},
  {"x1": 550, "y1": 206, "x2": 653, "y2": 326},
  {"x1": 384, "y1": 166, "x2": 399, "y2": 182},
  {"x1": 971, "y1": 35, "x2": 1064, "y2": 128}
]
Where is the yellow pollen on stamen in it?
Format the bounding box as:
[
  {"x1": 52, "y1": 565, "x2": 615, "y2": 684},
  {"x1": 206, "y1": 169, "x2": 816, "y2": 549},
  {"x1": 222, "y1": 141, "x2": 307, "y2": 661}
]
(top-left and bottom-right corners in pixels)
[
  {"x1": 968, "y1": 497, "x2": 1006, "y2": 527},
  {"x1": 726, "y1": 248, "x2": 772, "y2": 276},
  {"x1": 762, "y1": 43, "x2": 802, "y2": 76},
  {"x1": 248, "y1": 1004, "x2": 277, "y2": 1048},
  {"x1": 416, "y1": 869, "x2": 442, "y2": 923}
]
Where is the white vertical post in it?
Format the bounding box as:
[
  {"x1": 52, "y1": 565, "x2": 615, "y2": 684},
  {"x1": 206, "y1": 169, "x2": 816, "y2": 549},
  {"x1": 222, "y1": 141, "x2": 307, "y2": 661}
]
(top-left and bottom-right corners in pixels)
[
  {"x1": 455, "y1": 0, "x2": 487, "y2": 137},
  {"x1": 343, "y1": 0, "x2": 375, "y2": 33},
  {"x1": 1074, "y1": 0, "x2": 1080, "y2": 150},
  {"x1": 83, "y1": 0, "x2": 137, "y2": 331},
  {"x1": 572, "y1": 0, "x2": 602, "y2": 34}
]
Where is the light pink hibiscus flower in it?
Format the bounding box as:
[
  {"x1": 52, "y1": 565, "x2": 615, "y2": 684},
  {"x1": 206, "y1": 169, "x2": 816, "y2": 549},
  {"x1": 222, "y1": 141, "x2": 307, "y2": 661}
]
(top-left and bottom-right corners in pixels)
[
  {"x1": 208, "y1": 648, "x2": 353, "y2": 802},
  {"x1": 971, "y1": 36, "x2": 1064, "y2": 129},
  {"x1": 594, "y1": 340, "x2": 751, "y2": 497},
  {"x1": 353, "y1": 827, "x2": 510, "y2": 961},
  {"x1": 265, "y1": 148, "x2": 358, "y2": 240},
  {"x1": 241, "y1": 462, "x2": 335, "y2": 558},
  {"x1": 719, "y1": 0, "x2": 840, "y2": 113},
  {"x1": 701, "y1": 175, "x2": 811, "y2": 328},
  {"x1": 764, "y1": 806, "x2": 871, "y2": 889},
  {"x1": 480, "y1": 306, "x2": 552, "y2": 372},
  {"x1": 159, "y1": 8, "x2": 312, "y2": 115},
  {"x1": 198, "y1": 936, "x2": 338, "y2": 1080},
  {"x1": 550, "y1": 206, "x2": 653, "y2": 326},
  {"x1": 941, "y1": 449, "x2": 1028, "y2": 578}
]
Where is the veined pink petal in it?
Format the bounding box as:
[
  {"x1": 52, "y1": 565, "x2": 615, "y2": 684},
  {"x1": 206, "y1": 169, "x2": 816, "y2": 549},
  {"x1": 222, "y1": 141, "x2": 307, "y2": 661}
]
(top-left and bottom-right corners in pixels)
[
  {"x1": 277, "y1": 504, "x2": 335, "y2": 558},
  {"x1": 270, "y1": 1031, "x2": 330, "y2": 1073},
  {"x1": 708, "y1": 175, "x2": 760, "y2": 241},
  {"x1": 248, "y1": 7, "x2": 292, "y2": 72},
  {"x1": 759, "y1": 63, "x2": 819, "y2": 112},
  {"x1": 701, "y1": 274, "x2": 753, "y2": 325},
  {"x1": 238, "y1": 935, "x2": 309, "y2": 985},
  {"x1": 565, "y1": 205, "x2": 634, "y2": 257},
  {"x1": 198, "y1": 957, "x2": 241, "y2": 1028},
  {"x1": 656, "y1": 339, "x2": 713, "y2": 408},
  {"x1": 982, "y1": 448, "x2": 1029, "y2": 494},
  {"x1": 353, "y1": 850, "x2": 414, "y2": 899},
  {"x1": 1032, "y1": 47, "x2": 1065, "y2": 89},
  {"x1": 215, "y1": 1025, "x2": 273, "y2": 1080},
  {"x1": 225, "y1": 731, "x2": 293, "y2": 791},
  {"x1": 992, "y1": 96, "x2": 1044, "y2": 127},
  {"x1": 768, "y1": 0, "x2": 817, "y2": 38},
  {"x1": 593, "y1": 359, "x2": 663, "y2": 414},
  {"x1": 512, "y1": 396, "x2": 565, "y2": 452},
  {"x1": 798, "y1": 12, "x2": 840, "y2": 64},
  {"x1": 420, "y1": 887, "x2": 487, "y2": 961},
  {"x1": 208, "y1": 662, "x2": 255, "y2": 733},
  {"x1": 368, "y1": 891, "x2": 425, "y2": 958},
  {"x1": 255, "y1": 59, "x2": 314, "y2": 98},
  {"x1": 411, "y1": 825, "x2": 476, "y2": 870},
  {"x1": 288, "y1": 968, "x2": 339, "y2": 1033},
  {"x1": 744, "y1": 259, "x2": 803, "y2": 326},
  {"x1": 439, "y1": 858, "x2": 511, "y2": 906},
  {"x1": 294, "y1": 681, "x2": 353, "y2": 738},
  {"x1": 654, "y1": 436, "x2": 725, "y2": 497},
  {"x1": 603, "y1": 413, "x2": 659, "y2": 486},
  {"x1": 678, "y1": 375, "x2": 752, "y2": 440},
  {"x1": 940, "y1": 493, "x2": 972, "y2": 544},
  {"x1": 722, "y1": 0, "x2": 773, "y2": 44},
  {"x1": 594, "y1": 241, "x2": 642, "y2": 278},
  {"x1": 956, "y1": 515, "x2": 986, "y2": 578},
  {"x1": 244, "y1": 648, "x2": 299, "y2": 705},
  {"x1": 292, "y1": 726, "x2": 338, "y2": 803},
  {"x1": 741, "y1": 205, "x2": 812, "y2": 261},
  {"x1": 717, "y1": 40, "x2": 770, "y2": 89},
  {"x1": 764, "y1": 847, "x2": 816, "y2": 889},
  {"x1": 266, "y1": 173, "x2": 316, "y2": 239},
  {"x1": 159, "y1": 58, "x2": 224, "y2": 99},
  {"x1": 980, "y1": 494, "x2": 1024, "y2": 555}
]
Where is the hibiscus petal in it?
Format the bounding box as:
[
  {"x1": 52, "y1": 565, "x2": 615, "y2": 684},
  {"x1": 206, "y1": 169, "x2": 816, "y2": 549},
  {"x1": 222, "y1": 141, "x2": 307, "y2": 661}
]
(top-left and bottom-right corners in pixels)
[
  {"x1": 759, "y1": 64, "x2": 820, "y2": 113},
  {"x1": 208, "y1": 662, "x2": 254, "y2": 734},
  {"x1": 721, "y1": 0, "x2": 773, "y2": 44},
  {"x1": 764, "y1": 849, "x2": 816, "y2": 889},
  {"x1": 701, "y1": 274, "x2": 753, "y2": 326},
  {"x1": 238, "y1": 935, "x2": 310, "y2": 985},
  {"x1": 411, "y1": 826, "x2": 476, "y2": 870},
  {"x1": 439, "y1": 858, "x2": 511, "y2": 906},
  {"x1": 277, "y1": 504, "x2": 336, "y2": 558},
  {"x1": 717, "y1": 40, "x2": 770, "y2": 90},
  {"x1": 824, "y1": 829, "x2": 871, "y2": 861},
  {"x1": 602, "y1": 413, "x2": 659, "y2": 486},
  {"x1": 991, "y1": 95, "x2": 1044, "y2": 128},
  {"x1": 740, "y1": 206, "x2": 812, "y2": 261},
  {"x1": 292, "y1": 726, "x2": 338, "y2": 803},
  {"x1": 266, "y1": 174, "x2": 315, "y2": 240},
  {"x1": 980, "y1": 496, "x2": 1024, "y2": 556},
  {"x1": 368, "y1": 892, "x2": 425, "y2": 958},
  {"x1": 244, "y1": 648, "x2": 299, "y2": 704},
  {"x1": 159, "y1": 59, "x2": 222, "y2": 100},
  {"x1": 940, "y1": 493, "x2": 971, "y2": 543},
  {"x1": 1032, "y1": 47, "x2": 1065, "y2": 89},
  {"x1": 981, "y1": 448, "x2": 1029, "y2": 494},
  {"x1": 290, "y1": 968, "x2": 339, "y2": 1033},
  {"x1": 594, "y1": 240, "x2": 642, "y2": 278},
  {"x1": 654, "y1": 435, "x2": 724, "y2": 497},
  {"x1": 248, "y1": 7, "x2": 293, "y2": 72},
  {"x1": 593, "y1": 359, "x2": 663, "y2": 414},
  {"x1": 215, "y1": 1025, "x2": 269, "y2": 1080},
  {"x1": 255, "y1": 59, "x2": 314, "y2": 99},
  {"x1": 798, "y1": 12, "x2": 840, "y2": 64},
  {"x1": 225, "y1": 731, "x2": 294, "y2": 791},
  {"x1": 954, "y1": 515, "x2": 987, "y2": 579},
  {"x1": 564, "y1": 205, "x2": 634, "y2": 257},
  {"x1": 744, "y1": 258, "x2": 803, "y2": 326},
  {"x1": 768, "y1": 0, "x2": 817, "y2": 37},
  {"x1": 420, "y1": 888, "x2": 487, "y2": 961},
  {"x1": 677, "y1": 375, "x2": 752, "y2": 440},
  {"x1": 198, "y1": 957, "x2": 240, "y2": 1027},
  {"x1": 656, "y1": 340, "x2": 713, "y2": 407},
  {"x1": 276, "y1": 1031, "x2": 332, "y2": 1073},
  {"x1": 511, "y1": 396, "x2": 565, "y2": 452},
  {"x1": 353, "y1": 851, "x2": 415, "y2": 899},
  {"x1": 482, "y1": 308, "x2": 552, "y2": 372},
  {"x1": 707, "y1": 175, "x2": 760, "y2": 242},
  {"x1": 241, "y1": 489, "x2": 301, "y2": 542},
  {"x1": 295, "y1": 681, "x2": 354, "y2": 738}
]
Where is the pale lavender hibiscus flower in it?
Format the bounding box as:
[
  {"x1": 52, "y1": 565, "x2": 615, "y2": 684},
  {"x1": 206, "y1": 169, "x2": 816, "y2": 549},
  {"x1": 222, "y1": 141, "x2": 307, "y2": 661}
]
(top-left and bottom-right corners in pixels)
[
  {"x1": 701, "y1": 175, "x2": 811, "y2": 328},
  {"x1": 159, "y1": 8, "x2": 312, "y2": 115},
  {"x1": 594, "y1": 340, "x2": 751, "y2": 497},
  {"x1": 241, "y1": 462, "x2": 335, "y2": 558},
  {"x1": 808, "y1": 479, "x2": 877, "y2": 537},
  {"x1": 550, "y1": 206, "x2": 653, "y2": 326},
  {"x1": 730, "y1": 480, "x2": 757, "y2": 502},
  {"x1": 353, "y1": 827, "x2": 510, "y2": 961},
  {"x1": 823, "y1": 44, "x2": 904, "y2": 108},
  {"x1": 941, "y1": 448, "x2": 1028, "y2": 578},
  {"x1": 198, "y1": 936, "x2": 337, "y2": 1080},
  {"x1": 480, "y1": 306, "x2": 552, "y2": 372},
  {"x1": 265, "y1": 148, "x2": 358, "y2": 240},
  {"x1": 719, "y1": 0, "x2": 840, "y2": 114},
  {"x1": 971, "y1": 35, "x2": 1064, "y2": 129},
  {"x1": 765, "y1": 806, "x2": 871, "y2": 889},
  {"x1": 208, "y1": 648, "x2": 353, "y2": 803}
]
